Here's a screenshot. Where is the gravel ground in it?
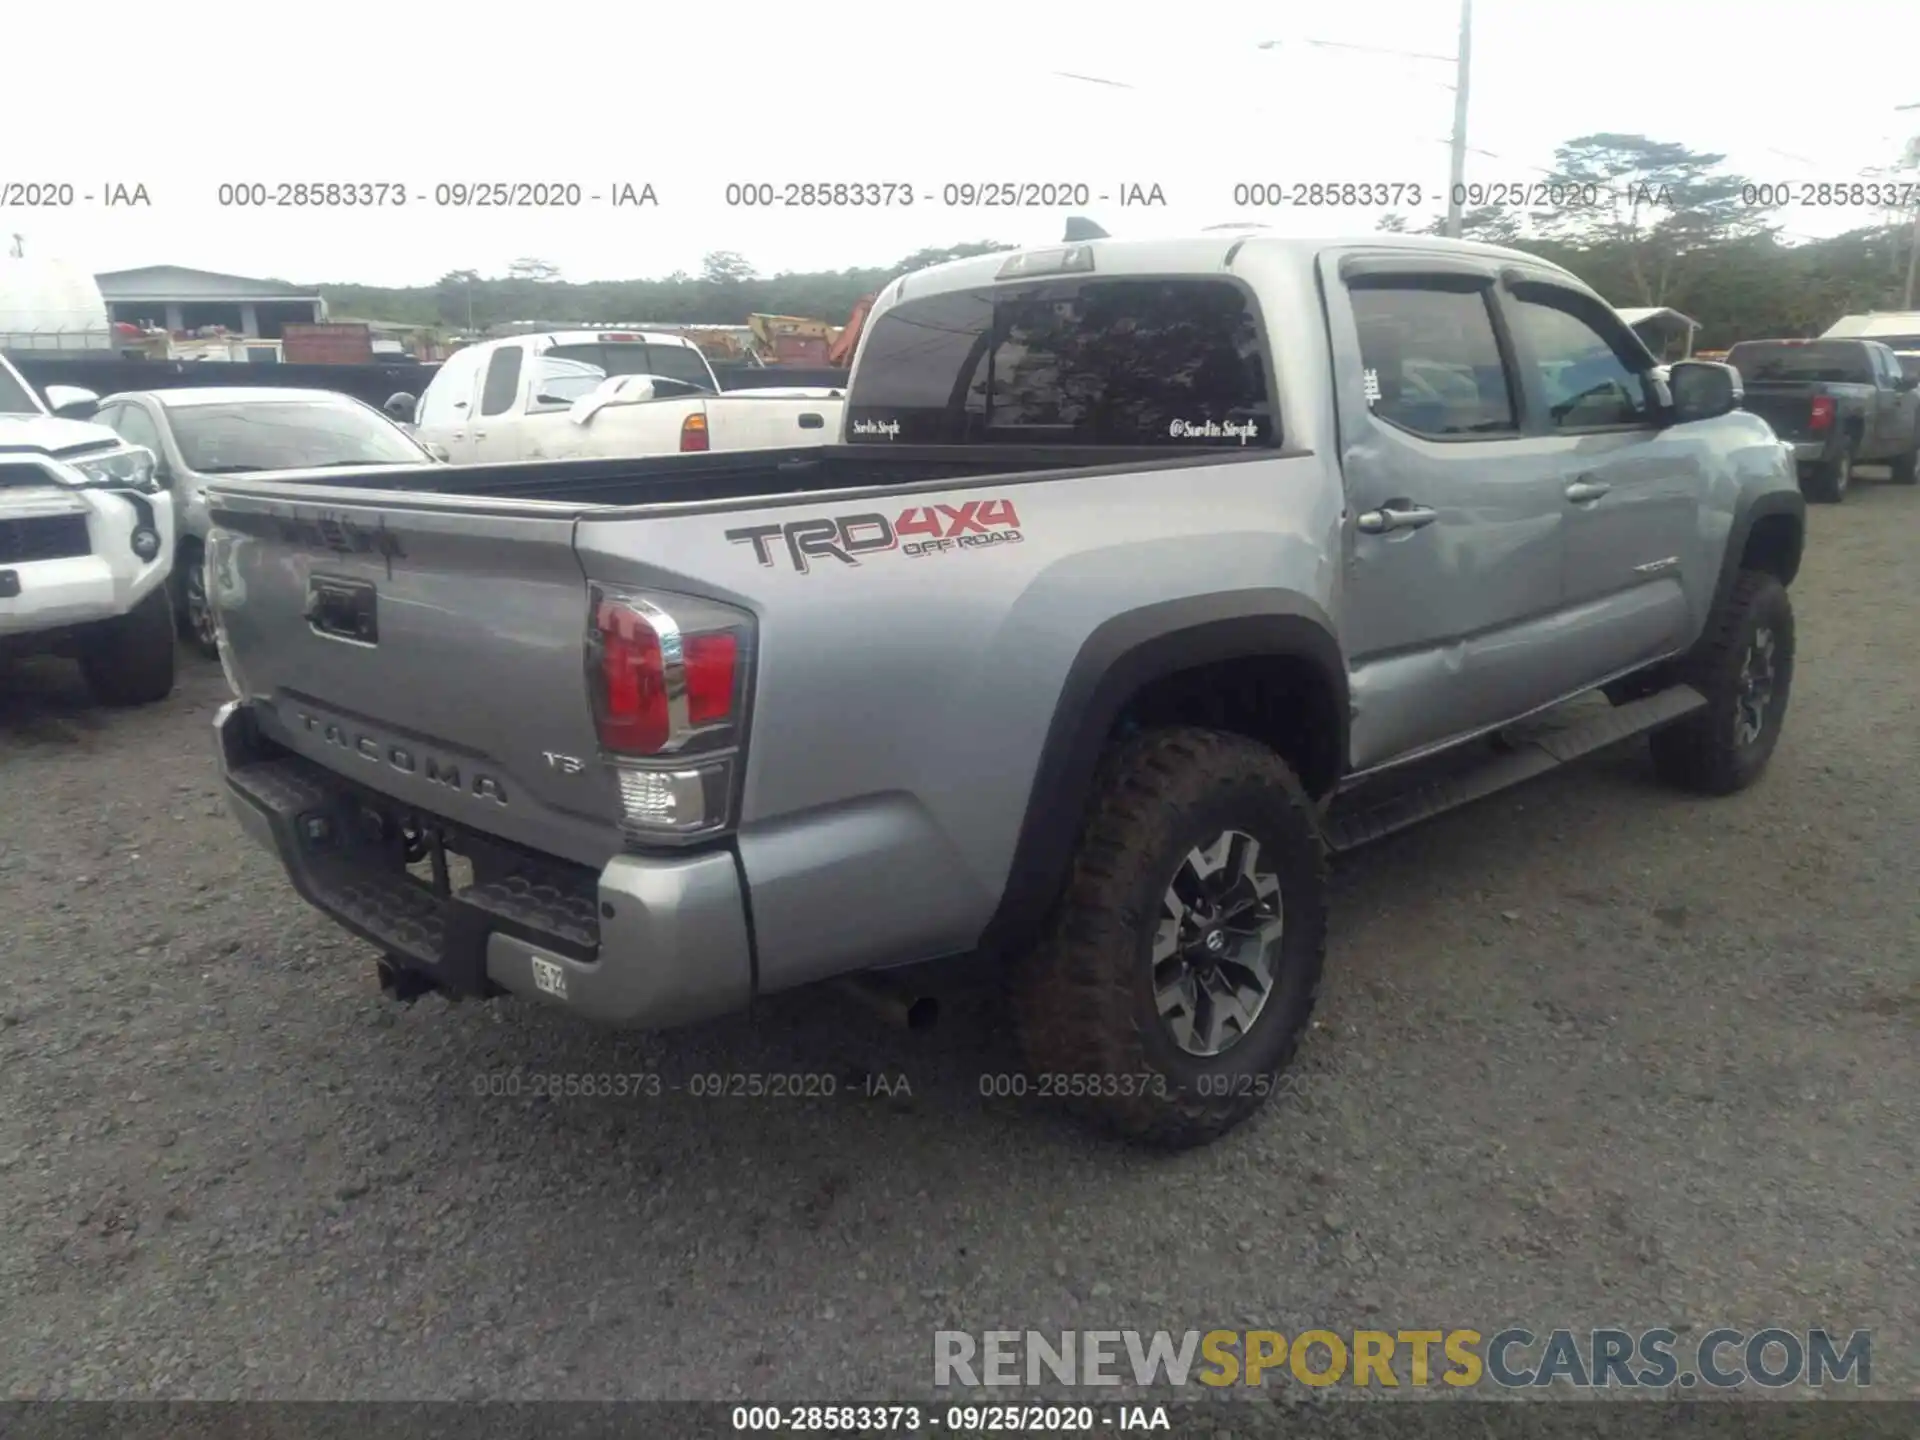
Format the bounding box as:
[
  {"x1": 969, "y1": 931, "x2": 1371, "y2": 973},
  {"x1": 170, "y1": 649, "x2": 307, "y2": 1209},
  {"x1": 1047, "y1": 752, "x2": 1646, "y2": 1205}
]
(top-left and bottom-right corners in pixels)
[{"x1": 1, "y1": 481, "x2": 1915, "y2": 1404}]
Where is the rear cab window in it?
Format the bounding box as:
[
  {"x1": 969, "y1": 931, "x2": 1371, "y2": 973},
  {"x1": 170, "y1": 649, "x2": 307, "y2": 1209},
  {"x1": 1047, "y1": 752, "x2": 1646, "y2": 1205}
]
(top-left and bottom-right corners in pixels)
[
  {"x1": 545, "y1": 341, "x2": 717, "y2": 392},
  {"x1": 845, "y1": 278, "x2": 1276, "y2": 447},
  {"x1": 480, "y1": 346, "x2": 524, "y2": 416},
  {"x1": 1726, "y1": 341, "x2": 1874, "y2": 385}
]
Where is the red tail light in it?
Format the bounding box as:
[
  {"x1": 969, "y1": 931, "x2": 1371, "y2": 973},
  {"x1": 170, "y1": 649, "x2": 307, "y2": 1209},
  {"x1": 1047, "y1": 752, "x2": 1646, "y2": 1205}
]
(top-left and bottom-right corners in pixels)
[
  {"x1": 586, "y1": 588, "x2": 753, "y2": 841},
  {"x1": 587, "y1": 589, "x2": 749, "y2": 758},
  {"x1": 684, "y1": 632, "x2": 738, "y2": 725},
  {"x1": 593, "y1": 598, "x2": 670, "y2": 753},
  {"x1": 680, "y1": 413, "x2": 710, "y2": 452},
  {"x1": 1809, "y1": 396, "x2": 1835, "y2": 432}
]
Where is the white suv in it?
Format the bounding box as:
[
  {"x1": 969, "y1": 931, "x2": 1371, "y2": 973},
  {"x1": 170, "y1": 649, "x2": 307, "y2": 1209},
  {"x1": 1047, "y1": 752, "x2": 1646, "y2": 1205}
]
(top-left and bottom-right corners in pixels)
[{"x1": 0, "y1": 354, "x2": 176, "y2": 705}]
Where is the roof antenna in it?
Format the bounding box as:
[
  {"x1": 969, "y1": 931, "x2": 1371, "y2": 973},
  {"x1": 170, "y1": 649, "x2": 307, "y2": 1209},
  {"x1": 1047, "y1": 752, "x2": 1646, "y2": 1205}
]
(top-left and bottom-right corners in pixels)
[{"x1": 1062, "y1": 216, "x2": 1108, "y2": 242}]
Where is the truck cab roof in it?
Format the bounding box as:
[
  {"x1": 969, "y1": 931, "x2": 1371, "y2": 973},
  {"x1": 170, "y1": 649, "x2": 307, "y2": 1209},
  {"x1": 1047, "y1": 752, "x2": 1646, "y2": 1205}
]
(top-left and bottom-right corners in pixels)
[
  {"x1": 887, "y1": 232, "x2": 1587, "y2": 303},
  {"x1": 486, "y1": 330, "x2": 705, "y2": 351}
]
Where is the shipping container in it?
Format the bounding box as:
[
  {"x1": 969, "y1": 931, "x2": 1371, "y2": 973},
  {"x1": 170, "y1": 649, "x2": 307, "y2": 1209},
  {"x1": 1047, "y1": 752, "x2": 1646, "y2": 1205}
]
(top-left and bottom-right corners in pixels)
[{"x1": 280, "y1": 322, "x2": 376, "y2": 364}]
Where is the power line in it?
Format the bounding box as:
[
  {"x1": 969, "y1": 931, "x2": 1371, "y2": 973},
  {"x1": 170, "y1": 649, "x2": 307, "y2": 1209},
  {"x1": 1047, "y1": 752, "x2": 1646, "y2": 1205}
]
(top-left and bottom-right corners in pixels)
[{"x1": 1256, "y1": 36, "x2": 1455, "y2": 65}]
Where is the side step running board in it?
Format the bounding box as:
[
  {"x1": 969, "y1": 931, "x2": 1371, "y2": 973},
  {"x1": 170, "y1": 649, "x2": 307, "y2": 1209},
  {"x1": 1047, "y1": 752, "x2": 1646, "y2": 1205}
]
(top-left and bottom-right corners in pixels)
[{"x1": 1323, "y1": 684, "x2": 1705, "y2": 853}]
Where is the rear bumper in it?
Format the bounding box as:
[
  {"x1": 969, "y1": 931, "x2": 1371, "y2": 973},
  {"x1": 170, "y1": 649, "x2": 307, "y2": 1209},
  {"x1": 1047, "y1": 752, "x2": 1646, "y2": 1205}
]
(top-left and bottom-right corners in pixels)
[
  {"x1": 1788, "y1": 440, "x2": 1835, "y2": 466},
  {"x1": 213, "y1": 700, "x2": 754, "y2": 1029}
]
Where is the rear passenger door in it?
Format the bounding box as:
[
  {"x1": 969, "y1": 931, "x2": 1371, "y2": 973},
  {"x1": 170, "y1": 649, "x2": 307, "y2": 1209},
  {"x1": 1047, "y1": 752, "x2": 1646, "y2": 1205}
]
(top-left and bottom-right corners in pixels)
[
  {"x1": 1498, "y1": 279, "x2": 1701, "y2": 678},
  {"x1": 469, "y1": 344, "x2": 526, "y2": 463},
  {"x1": 1322, "y1": 253, "x2": 1573, "y2": 768}
]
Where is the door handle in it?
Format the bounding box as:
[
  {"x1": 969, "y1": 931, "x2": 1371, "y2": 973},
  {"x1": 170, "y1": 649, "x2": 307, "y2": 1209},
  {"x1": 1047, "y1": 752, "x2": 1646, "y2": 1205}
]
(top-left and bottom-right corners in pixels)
[
  {"x1": 472, "y1": 430, "x2": 488, "y2": 439},
  {"x1": 1355, "y1": 502, "x2": 1439, "y2": 535},
  {"x1": 1565, "y1": 479, "x2": 1611, "y2": 503}
]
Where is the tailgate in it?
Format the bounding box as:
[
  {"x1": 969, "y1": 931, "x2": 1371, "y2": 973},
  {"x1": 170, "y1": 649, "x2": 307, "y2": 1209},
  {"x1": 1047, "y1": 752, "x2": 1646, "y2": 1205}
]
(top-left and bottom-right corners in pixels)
[
  {"x1": 703, "y1": 393, "x2": 843, "y2": 451},
  {"x1": 1739, "y1": 384, "x2": 1820, "y2": 440},
  {"x1": 205, "y1": 481, "x2": 621, "y2": 866}
]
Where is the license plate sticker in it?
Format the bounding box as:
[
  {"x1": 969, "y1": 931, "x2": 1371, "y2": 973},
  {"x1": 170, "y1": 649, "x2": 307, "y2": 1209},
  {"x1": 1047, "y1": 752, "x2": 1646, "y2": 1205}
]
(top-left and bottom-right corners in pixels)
[{"x1": 529, "y1": 955, "x2": 568, "y2": 999}]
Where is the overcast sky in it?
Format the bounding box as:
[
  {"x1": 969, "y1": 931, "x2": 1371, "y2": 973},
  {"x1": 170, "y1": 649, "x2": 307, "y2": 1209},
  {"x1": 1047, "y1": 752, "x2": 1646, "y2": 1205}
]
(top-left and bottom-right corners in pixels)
[{"x1": 10, "y1": 0, "x2": 1918, "y2": 288}]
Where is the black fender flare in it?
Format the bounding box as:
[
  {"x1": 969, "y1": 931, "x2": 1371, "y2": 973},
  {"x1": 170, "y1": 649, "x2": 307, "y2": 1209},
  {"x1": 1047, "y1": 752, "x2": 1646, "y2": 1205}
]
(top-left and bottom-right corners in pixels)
[
  {"x1": 1710, "y1": 488, "x2": 1804, "y2": 623},
  {"x1": 975, "y1": 592, "x2": 1347, "y2": 958}
]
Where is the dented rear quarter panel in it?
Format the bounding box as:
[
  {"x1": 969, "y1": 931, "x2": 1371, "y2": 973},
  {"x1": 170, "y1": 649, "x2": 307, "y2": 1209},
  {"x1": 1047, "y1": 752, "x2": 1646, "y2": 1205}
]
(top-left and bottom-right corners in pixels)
[
  {"x1": 578, "y1": 490, "x2": 1343, "y2": 990},
  {"x1": 568, "y1": 241, "x2": 1355, "y2": 990},
  {"x1": 206, "y1": 239, "x2": 1362, "y2": 996}
]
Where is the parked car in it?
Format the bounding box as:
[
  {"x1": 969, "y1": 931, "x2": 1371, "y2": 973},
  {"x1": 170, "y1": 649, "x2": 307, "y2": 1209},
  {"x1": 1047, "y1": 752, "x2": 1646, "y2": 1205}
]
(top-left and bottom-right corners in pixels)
[
  {"x1": 397, "y1": 330, "x2": 844, "y2": 464},
  {"x1": 0, "y1": 354, "x2": 176, "y2": 704},
  {"x1": 92, "y1": 387, "x2": 439, "y2": 657},
  {"x1": 202, "y1": 231, "x2": 1805, "y2": 1149},
  {"x1": 1723, "y1": 337, "x2": 1920, "y2": 501}
]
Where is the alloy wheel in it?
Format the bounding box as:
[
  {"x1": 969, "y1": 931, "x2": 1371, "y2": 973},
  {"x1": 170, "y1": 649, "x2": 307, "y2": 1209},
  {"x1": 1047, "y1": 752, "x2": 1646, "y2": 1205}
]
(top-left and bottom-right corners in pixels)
[
  {"x1": 1152, "y1": 828, "x2": 1286, "y2": 1058},
  {"x1": 185, "y1": 558, "x2": 218, "y2": 651},
  {"x1": 1734, "y1": 625, "x2": 1777, "y2": 748}
]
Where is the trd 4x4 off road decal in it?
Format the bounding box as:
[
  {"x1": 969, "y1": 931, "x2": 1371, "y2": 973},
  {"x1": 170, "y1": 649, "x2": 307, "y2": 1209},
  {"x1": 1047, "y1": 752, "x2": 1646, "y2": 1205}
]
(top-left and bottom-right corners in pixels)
[{"x1": 726, "y1": 500, "x2": 1023, "y2": 574}]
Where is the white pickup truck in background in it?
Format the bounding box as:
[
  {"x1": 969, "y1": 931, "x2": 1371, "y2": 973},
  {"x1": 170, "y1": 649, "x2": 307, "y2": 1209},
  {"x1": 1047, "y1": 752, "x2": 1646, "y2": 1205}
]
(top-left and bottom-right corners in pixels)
[{"x1": 400, "y1": 330, "x2": 844, "y2": 462}]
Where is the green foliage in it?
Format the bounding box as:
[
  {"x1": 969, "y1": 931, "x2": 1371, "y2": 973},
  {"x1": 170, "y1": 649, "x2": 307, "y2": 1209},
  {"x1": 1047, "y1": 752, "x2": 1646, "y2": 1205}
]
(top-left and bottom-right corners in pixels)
[
  {"x1": 1372, "y1": 132, "x2": 1919, "y2": 348},
  {"x1": 321, "y1": 133, "x2": 1919, "y2": 352},
  {"x1": 322, "y1": 241, "x2": 1019, "y2": 336}
]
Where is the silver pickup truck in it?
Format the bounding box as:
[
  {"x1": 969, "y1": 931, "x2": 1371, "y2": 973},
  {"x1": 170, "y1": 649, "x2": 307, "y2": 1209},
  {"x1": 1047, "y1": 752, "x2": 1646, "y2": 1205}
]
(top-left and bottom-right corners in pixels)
[{"x1": 205, "y1": 232, "x2": 1806, "y2": 1148}]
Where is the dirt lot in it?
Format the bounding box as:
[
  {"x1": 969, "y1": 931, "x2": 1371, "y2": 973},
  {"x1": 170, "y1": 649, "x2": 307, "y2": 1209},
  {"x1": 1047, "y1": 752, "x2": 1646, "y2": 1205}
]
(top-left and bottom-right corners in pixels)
[{"x1": 1, "y1": 482, "x2": 1915, "y2": 1403}]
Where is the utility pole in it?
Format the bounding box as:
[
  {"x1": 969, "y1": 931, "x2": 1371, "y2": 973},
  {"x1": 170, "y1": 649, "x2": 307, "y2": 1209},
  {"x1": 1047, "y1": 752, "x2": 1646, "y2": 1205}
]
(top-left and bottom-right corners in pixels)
[
  {"x1": 1900, "y1": 107, "x2": 1920, "y2": 309},
  {"x1": 1906, "y1": 179, "x2": 1919, "y2": 311},
  {"x1": 1444, "y1": 0, "x2": 1474, "y2": 238}
]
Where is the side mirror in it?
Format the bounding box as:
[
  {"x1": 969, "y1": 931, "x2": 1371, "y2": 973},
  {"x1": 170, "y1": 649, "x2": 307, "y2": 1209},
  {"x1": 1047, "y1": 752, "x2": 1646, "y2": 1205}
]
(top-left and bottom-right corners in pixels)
[
  {"x1": 1893, "y1": 372, "x2": 1919, "y2": 393},
  {"x1": 43, "y1": 384, "x2": 101, "y2": 418},
  {"x1": 384, "y1": 391, "x2": 417, "y2": 422},
  {"x1": 1666, "y1": 360, "x2": 1741, "y2": 424},
  {"x1": 423, "y1": 441, "x2": 451, "y2": 463}
]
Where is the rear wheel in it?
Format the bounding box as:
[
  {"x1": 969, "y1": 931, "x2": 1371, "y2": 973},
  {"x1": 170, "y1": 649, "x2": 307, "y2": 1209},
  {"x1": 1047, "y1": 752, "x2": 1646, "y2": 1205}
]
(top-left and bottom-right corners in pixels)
[
  {"x1": 1648, "y1": 570, "x2": 1793, "y2": 796},
  {"x1": 1800, "y1": 446, "x2": 1852, "y2": 504},
  {"x1": 79, "y1": 586, "x2": 177, "y2": 707},
  {"x1": 1890, "y1": 440, "x2": 1918, "y2": 485},
  {"x1": 1010, "y1": 727, "x2": 1329, "y2": 1149}
]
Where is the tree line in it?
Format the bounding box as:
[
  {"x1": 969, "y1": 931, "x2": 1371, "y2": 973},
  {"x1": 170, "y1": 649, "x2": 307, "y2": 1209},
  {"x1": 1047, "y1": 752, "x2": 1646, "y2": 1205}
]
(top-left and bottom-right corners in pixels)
[
  {"x1": 320, "y1": 244, "x2": 1018, "y2": 339},
  {"x1": 314, "y1": 135, "x2": 1920, "y2": 349}
]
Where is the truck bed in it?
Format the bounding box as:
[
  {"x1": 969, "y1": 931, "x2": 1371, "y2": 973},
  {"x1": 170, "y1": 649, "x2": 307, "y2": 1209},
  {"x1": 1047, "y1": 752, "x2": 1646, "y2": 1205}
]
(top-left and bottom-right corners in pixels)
[
  {"x1": 201, "y1": 439, "x2": 1277, "y2": 873},
  {"x1": 221, "y1": 443, "x2": 1214, "y2": 510}
]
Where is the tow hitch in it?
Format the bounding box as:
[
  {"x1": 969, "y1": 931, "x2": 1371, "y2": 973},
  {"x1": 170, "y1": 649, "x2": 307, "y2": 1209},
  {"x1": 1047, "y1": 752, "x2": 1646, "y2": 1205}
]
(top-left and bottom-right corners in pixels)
[{"x1": 375, "y1": 954, "x2": 440, "y2": 1004}]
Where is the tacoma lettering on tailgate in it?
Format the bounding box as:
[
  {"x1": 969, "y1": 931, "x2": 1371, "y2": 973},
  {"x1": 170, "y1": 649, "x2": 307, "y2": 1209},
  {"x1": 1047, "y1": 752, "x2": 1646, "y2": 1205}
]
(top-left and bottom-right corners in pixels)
[
  {"x1": 726, "y1": 500, "x2": 1023, "y2": 574},
  {"x1": 294, "y1": 709, "x2": 508, "y2": 805}
]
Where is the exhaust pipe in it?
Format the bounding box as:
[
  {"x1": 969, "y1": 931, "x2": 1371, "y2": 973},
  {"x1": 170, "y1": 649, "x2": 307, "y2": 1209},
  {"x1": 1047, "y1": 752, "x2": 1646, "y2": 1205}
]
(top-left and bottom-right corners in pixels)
[{"x1": 836, "y1": 972, "x2": 939, "y2": 1031}]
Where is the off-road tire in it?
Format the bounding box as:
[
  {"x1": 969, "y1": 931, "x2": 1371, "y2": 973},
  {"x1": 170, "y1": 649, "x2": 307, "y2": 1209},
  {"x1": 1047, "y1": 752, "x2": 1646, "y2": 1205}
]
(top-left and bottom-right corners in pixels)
[
  {"x1": 1890, "y1": 440, "x2": 1918, "y2": 486},
  {"x1": 1648, "y1": 571, "x2": 1793, "y2": 796},
  {"x1": 1010, "y1": 727, "x2": 1329, "y2": 1149},
  {"x1": 78, "y1": 586, "x2": 177, "y2": 707},
  {"x1": 1800, "y1": 445, "x2": 1852, "y2": 504}
]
